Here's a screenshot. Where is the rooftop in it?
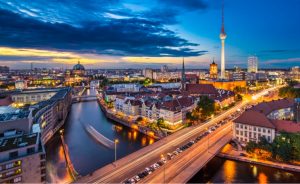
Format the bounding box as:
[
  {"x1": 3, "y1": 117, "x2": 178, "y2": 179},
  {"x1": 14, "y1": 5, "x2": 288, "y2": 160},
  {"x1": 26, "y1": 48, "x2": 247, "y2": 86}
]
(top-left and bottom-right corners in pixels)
[
  {"x1": 0, "y1": 106, "x2": 30, "y2": 122},
  {"x1": 0, "y1": 133, "x2": 38, "y2": 152},
  {"x1": 251, "y1": 98, "x2": 294, "y2": 115},
  {"x1": 234, "y1": 110, "x2": 275, "y2": 129}
]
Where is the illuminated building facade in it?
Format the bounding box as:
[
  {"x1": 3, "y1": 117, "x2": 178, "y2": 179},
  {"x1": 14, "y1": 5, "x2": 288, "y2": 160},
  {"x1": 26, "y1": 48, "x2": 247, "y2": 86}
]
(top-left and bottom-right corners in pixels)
[
  {"x1": 199, "y1": 80, "x2": 246, "y2": 91},
  {"x1": 248, "y1": 56, "x2": 258, "y2": 73},
  {"x1": 209, "y1": 60, "x2": 218, "y2": 79}
]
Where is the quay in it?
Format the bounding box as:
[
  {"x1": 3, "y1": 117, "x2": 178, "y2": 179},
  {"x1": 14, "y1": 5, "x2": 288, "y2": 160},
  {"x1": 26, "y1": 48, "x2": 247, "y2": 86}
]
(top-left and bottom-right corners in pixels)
[{"x1": 218, "y1": 151, "x2": 300, "y2": 173}]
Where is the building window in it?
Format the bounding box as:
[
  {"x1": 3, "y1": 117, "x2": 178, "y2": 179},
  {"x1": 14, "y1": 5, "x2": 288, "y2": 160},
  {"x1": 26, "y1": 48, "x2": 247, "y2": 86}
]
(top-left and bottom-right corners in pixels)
[
  {"x1": 268, "y1": 129, "x2": 271, "y2": 133},
  {"x1": 268, "y1": 136, "x2": 271, "y2": 142},
  {"x1": 9, "y1": 151, "x2": 18, "y2": 159},
  {"x1": 263, "y1": 128, "x2": 266, "y2": 133},
  {"x1": 254, "y1": 127, "x2": 256, "y2": 131},
  {"x1": 14, "y1": 176, "x2": 22, "y2": 183},
  {"x1": 245, "y1": 126, "x2": 248, "y2": 130},
  {"x1": 258, "y1": 128, "x2": 261, "y2": 132},
  {"x1": 27, "y1": 147, "x2": 35, "y2": 154},
  {"x1": 236, "y1": 130, "x2": 239, "y2": 135}
]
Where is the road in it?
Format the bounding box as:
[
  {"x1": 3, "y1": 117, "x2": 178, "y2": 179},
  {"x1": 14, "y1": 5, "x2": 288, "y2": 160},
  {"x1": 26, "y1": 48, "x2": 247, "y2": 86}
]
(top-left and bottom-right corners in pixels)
[
  {"x1": 76, "y1": 85, "x2": 283, "y2": 183},
  {"x1": 141, "y1": 122, "x2": 233, "y2": 183}
]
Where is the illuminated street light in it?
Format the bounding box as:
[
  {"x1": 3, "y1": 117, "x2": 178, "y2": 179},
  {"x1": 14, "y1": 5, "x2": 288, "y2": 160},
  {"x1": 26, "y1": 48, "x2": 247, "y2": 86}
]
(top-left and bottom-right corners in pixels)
[{"x1": 114, "y1": 139, "x2": 119, "y2": 163}]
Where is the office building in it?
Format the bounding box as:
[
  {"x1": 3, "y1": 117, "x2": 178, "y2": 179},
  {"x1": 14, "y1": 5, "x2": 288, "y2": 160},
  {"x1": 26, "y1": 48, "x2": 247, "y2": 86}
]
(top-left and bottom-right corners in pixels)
[{"x1": 248, "y1": 56, "x2": 258, "y2": 73}]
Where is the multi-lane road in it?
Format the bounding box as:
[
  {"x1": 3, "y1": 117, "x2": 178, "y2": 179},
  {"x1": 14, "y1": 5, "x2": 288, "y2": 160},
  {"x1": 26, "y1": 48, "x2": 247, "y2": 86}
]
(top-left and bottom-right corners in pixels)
[{"x1": 77, "y1": 85, "x2": 283, "y2": 183}]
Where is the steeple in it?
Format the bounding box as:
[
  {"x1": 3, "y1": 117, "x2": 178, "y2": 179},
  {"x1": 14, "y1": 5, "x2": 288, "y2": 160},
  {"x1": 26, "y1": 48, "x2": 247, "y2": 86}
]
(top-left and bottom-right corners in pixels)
[
  {"x1": 78, "y1": 59, "x2": 80, "y2": 65},
  {"x1": 181, "y1": 57, "x2": 186, "y2": 90}
]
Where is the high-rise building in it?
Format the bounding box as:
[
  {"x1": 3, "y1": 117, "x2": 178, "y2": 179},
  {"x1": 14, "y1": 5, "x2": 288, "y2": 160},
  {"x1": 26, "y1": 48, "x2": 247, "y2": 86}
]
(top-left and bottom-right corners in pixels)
[
  {"x1": 0, "y1": 66, "x2": 9, "y2": 73},
  {"x1": 142, "y1": 68, "x2": 153, "y2": 79},
  {"x1": 247, "y1": 56, "x2": 258, "y2": 73},
  {"x1": 209, "y1": 60, "x2": 218, "y2": 79},
  {"x1": 219, "y1": 0, "x2": 227, "y2": 79},
  {"x1": 161, "y1": 65, "x2": 168, "y2": 73}
]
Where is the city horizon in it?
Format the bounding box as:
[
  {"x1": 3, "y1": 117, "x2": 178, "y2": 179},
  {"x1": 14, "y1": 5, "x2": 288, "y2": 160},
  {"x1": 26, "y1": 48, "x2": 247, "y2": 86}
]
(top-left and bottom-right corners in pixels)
[{"x1": 0, "y1": 0, "x2": 299, "y2": 69}]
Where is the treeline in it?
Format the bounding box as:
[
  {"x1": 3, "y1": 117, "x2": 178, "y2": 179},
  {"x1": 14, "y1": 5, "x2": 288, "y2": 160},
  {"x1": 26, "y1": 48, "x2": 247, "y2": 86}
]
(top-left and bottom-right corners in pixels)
[
  {"x1": 279, "y1": 80, "x2": 300, "y2": 98},
  {"x1": 246, "y1": 133, "x2": 300, "y2": 162}
]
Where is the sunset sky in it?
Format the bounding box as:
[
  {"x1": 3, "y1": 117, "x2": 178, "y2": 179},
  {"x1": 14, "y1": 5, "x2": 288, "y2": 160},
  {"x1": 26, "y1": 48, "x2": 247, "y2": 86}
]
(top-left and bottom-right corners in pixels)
[{"x1": 0, "y1": 0, "x2": 299, "y2": 69}]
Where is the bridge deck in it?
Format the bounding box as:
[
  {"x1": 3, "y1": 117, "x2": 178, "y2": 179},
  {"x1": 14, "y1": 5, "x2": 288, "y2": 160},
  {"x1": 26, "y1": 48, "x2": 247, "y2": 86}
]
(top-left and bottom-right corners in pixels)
[{"x1": 141, "y1": 123, "x2": 232, "y2": 183}]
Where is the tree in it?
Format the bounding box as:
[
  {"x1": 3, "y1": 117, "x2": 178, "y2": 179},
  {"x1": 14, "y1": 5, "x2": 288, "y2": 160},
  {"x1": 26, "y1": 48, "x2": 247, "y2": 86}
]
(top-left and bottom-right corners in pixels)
[
  {"x1": 157, "y1": 118, "x2": 165, "y2": 128},
  {"x1": 197, "y1": 96, "x2": 215, "y2": 119},
  {"x1": 235, "y1": 94, "x2": 243, "y2": 101}
]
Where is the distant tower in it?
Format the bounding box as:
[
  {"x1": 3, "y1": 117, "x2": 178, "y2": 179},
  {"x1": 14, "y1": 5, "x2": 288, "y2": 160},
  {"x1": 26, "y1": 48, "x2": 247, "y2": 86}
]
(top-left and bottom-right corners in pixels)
[
  {"x1": 181, "y1": 58, "x2": 186, "y2": 90},
  {"x1": 210, "y1": 59, "x2": 218, "y2": 79},
  {"x1": 247, "y1": 56, "x2": 258, "y2": 73},
  {"x1": 30, "y1": 62, "x2": 33, "y2": 71},
  {"x1": 220, "y1": 0, "x2": 227, "y2": 79}
]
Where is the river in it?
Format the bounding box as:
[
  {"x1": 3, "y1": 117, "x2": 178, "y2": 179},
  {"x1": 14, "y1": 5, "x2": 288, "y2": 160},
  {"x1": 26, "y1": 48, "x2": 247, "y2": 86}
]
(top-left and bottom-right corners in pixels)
[
  {"x1": 46, "y1": 88, "x2": 300, "y2": 183},
  {"x1": 45, "y1": 88, "x2": 155, "y2": 183},
  {"x1": 189, "y1": 157, "x2": 300, "y2": 183}
]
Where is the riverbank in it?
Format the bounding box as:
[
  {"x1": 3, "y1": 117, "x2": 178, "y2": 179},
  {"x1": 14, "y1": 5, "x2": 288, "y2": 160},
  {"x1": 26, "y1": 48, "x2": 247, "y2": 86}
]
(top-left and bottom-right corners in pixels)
[
  {"x1": 218, "y1": 144, "x2": 300, "y2": 173},
  {"x1": 97, "y1": 98, "x2": 161, "y2": 140}
]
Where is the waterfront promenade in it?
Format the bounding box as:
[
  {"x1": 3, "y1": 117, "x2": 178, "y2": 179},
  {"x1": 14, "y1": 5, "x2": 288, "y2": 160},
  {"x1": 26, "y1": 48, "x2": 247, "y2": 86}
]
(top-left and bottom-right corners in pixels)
[{"x1": 218, "y1": 145, "x2": 300, "y2": 173}]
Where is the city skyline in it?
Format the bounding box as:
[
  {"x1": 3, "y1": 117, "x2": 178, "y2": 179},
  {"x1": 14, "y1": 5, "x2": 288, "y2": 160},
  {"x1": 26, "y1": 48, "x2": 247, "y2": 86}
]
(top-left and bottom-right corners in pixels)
[{"x1": 0, "y1": 0, "x2": 299, "y2": 69}]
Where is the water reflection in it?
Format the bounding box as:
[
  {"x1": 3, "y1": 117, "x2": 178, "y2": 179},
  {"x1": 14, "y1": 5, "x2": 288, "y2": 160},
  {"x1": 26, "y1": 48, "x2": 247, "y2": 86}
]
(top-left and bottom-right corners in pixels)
[
  {"x1": 46, "y1": 89, "x2": 155, "y2": 182},
  {"x1": 189, "y1": 157, "x2": 300, "y2": 183},
  {"x1": 223, "y1": 160, "x2": 236, "y2": 183}
]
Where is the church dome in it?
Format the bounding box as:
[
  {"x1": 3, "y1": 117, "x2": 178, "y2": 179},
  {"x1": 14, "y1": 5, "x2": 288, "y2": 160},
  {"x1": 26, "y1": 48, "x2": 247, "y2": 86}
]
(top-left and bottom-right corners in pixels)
[{"x1": 73, "y1": 61, "x2": 85, "y2": 70}]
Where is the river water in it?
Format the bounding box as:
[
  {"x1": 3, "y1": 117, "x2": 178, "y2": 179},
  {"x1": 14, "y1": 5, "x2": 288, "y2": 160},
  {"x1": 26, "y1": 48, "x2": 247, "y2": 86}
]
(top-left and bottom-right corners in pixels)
[
  {"x1": 45, "y1": 89, "x2": 155, "y2": 183},
  {"x1": 46, "y1": 88, "x2": 300, "y2": 183},
  {"x1": 189, "y1": 157, "x2": 300, "y2": 183}
]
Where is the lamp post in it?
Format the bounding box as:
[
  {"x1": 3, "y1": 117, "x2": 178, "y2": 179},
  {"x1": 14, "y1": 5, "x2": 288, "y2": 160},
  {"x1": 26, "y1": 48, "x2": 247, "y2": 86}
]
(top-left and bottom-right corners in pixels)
[
  {"x1": 160, "y1": 154, "x2": 166, "y2": 183},
  {"x1": 114, "y1": 139, "x2": 119, "y2": 163}
]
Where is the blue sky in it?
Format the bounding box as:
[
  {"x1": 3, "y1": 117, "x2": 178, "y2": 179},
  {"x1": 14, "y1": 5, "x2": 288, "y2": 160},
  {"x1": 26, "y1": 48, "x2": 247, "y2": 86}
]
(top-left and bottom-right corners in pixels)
[{"x1": 0, "y1": 0, "x2": 299, "y2": 69}]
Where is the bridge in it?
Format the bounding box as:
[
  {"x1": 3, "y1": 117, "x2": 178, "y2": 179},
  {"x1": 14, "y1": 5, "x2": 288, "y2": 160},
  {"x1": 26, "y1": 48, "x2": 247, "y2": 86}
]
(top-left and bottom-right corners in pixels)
[
  {"x1": 72, "y1": 95, "x2": 98, "y2": 103},
  {"x1": 76, "y1": 102, "x2": 242, "y2": 183},
  {"x1": 75, "y1": 85, "x2": 283, "y2": 183}
]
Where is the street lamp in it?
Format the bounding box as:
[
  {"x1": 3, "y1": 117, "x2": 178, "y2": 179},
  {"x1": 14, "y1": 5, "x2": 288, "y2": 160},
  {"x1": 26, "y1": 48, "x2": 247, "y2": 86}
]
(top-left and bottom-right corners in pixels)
[
  {"x1": 59, "y1": 129, "x2": 64, "y2": 135},
  {"x1": 160, "y1": 154, "x2": 166, "y2": 183},
  {"x1": 114, "y1": 139, "x2": 119, "y2": 163}
]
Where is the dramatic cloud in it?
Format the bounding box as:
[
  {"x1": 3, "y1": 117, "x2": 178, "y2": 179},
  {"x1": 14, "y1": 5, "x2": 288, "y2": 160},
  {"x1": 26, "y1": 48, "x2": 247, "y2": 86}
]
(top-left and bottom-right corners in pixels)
[
  {"x1": 0, "y1": 0, "x2": 207, "y2": 57},
  {"x1": 159, "y1": 0, "x2": 208, "y2": 11}
]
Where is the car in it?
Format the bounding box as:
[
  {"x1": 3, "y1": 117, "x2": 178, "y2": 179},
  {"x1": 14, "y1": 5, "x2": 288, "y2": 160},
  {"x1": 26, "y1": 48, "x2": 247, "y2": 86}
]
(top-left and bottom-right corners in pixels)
[
  {"x1": 176, "y1": 148, "x2": 182, "y2": 153},
  {"x1": 157, "y1": 161, "x2": 164, "y2": 166},
  {"x1": 138, "y1": 172, "x2": 146, "y2": 179},
  {"x1": 128, "y1": 178, "x2": 135, "y2": 184},
  {"x1": 167, "y1": 153, "x2": 174, "y2": 160},
  {"x1": 160, "y1": 157, "x2": 167, "y2": 163},
  {"x1": 240, "y1": 153, "x2": 247, "y2": 157},
  {"x1": 152, "y1": 163, "x2": 160, "y2": 169},
  {"x1": 173, "y1": 151, "x2": 179, "y2": 156},
  {"x1": 123, "y1": 179, "x2": 133, "y2": 184},
  {"x1": 145, "y1": 167, "x2": 152, "y2": 174},
  {"x1": 133, "y1": 175, "x2": 140, "y2": 182}
]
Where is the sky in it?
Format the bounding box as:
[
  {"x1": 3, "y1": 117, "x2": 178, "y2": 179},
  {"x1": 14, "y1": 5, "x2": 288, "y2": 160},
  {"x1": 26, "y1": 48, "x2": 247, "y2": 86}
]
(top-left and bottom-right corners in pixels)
[{"x1": 0, "y1": 0, "x2": 299, "y2": 69}]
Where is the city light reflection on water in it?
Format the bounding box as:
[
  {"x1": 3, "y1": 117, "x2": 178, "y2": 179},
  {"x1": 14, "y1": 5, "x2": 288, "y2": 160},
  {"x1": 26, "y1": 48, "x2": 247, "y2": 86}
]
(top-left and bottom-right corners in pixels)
[
  {"x1": 46, "y1": 89, "x2": 155, "y2": 182},
  {"x1": 189, "y1": 157, "x2": 300, "y2": 183}
]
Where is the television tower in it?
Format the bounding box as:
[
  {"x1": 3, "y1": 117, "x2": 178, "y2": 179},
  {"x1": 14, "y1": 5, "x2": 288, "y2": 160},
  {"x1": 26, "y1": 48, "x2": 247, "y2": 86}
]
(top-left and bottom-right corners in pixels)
[{"x1": 220, "y1": 0, "x2": 227, "y2": 79}]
